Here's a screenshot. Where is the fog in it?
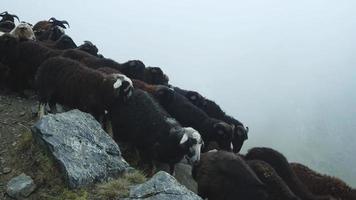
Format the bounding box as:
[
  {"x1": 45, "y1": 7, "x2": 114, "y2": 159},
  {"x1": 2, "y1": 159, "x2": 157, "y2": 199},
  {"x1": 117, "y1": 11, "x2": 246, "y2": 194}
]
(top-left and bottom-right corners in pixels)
[{"x1": 5, "y1": 0, "x2": 356, "y2": 186}]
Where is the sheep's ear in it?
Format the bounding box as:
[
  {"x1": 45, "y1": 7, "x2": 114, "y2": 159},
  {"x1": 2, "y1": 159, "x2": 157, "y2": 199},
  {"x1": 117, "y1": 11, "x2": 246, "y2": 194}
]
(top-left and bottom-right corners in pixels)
[{"x1": 179, "y1": 133, "x2": 189, "y2": 144}]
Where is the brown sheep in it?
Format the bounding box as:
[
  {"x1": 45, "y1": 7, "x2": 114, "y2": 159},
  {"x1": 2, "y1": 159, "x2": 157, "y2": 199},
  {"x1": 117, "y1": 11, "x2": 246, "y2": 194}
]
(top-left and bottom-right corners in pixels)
[
  {"x1": 245, "y1": 147, "x2": 336, "y2": 200},
  {"x1": 291, "y1": 162, "x2": 356, "y2": 200},
  {"x1": 192, "y1": 150, "x2": 268, "y2": 200}
]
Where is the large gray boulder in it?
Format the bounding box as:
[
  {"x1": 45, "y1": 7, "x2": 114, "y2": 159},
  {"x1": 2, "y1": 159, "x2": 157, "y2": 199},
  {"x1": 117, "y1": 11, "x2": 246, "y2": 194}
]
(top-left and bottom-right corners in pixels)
[
  {"x1": 6, "y1": 173, "x2": 36, "y2": 199},
  {"x1": 32, "y1": 109, "x2": 131, "y2": 188},
  {"x1": 125, "y1": 171, "x2": 202, "y2": 200}
]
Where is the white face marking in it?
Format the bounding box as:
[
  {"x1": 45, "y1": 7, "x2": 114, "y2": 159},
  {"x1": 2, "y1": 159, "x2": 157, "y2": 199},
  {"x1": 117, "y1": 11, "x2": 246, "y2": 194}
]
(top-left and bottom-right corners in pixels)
[
  {"x1": 179, "y1": 133, "x2": 189, "y2": 144},
  {"x1": 10, "y1": 22, "x2": 35, "y2": 40},
  {"x1": 230, "y1": 142, "x2": 234, "y2": 150},
  {"x1": 113, "y1": 78, "x2": 122, "y2": 89},
  {"x1": 208, "y1": 149, "x2": 218, "y2": 153}
]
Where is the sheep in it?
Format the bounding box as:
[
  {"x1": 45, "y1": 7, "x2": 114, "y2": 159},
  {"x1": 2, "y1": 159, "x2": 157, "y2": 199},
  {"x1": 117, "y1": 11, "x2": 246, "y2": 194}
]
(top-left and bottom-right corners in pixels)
[
  {"x1": 109, "y1": 88, "x2": 203, "y2": 174},
  {"x1": 247, "y1": 159, "x2": 301, "y2": 200},
  {"x1": 0, "y1": 11, "x2": 19, "y2": 32},
  {"x1": 35, "y1": 56, "x2": 133, "y2": 122},
  {"x1": 153, "y1": 88, "x2": 235, "y2": 152},
  {"x1": 0, "y1": 34, "x2": 62, "y2": 91},
  {"x1": 245, "y1": 147, "x2": 336, "y2": 200},
  {"x1": 174, "y1": 86, "x2": 248, "y2": 153},
  {"x1": 192, "y1": 150, "x2": 268, "y2": 200},
  {"x1": 33, "y1": 17, "x2": 69, "y2": 41},
  {"x1": 9, "y1": 22, "x2": 36, "y2": 41},
  {"x1": 61, "y1": 48, "x2": 170, "y2": 84},
  {"x1": 291, "y1": 162, "x2": 356, "y2": 200}
]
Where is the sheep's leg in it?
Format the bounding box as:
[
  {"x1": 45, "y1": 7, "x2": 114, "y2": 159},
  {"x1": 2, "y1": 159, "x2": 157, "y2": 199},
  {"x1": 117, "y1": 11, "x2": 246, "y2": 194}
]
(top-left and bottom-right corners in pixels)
[
  {"x1": 49, "y1": 103, "x2": 57, "y2": 114},
  {"x1": 105, "y1": 119, "x2": 113, "y2": 137},
  {"x1": 169, "y1": 163, "x2": 176, "y2": 176},
  {"x1": 38, "y1": 103, "x2": 46, "y2": 119}
]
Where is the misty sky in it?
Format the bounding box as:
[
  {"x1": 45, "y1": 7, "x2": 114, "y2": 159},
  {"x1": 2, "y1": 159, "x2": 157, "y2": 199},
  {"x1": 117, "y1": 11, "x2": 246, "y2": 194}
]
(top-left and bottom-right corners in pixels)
[{"x1": 4, "y1": 1, "x2": 356, "y2": 186}]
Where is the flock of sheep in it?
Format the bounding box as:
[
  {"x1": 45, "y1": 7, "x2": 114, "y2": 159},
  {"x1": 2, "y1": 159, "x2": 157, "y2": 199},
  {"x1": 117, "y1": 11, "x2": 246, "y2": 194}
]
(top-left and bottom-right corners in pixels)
[{"x1": 0, "y1": 11, "x2": 355, "y2": 200}]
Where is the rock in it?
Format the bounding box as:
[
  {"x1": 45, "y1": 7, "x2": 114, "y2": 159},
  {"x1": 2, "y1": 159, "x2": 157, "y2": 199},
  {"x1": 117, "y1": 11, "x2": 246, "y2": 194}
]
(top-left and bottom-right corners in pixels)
[
  {"x1": 174, "y1": 163, "x2": 197, "y2": 194},
  {"x1": 32, "y1": 109, "x2": 131, "y2": 188},
  {"x1": 6, "y1": 173, "x2": 36, "y2": 199},
  {"x1": 125, "y1": 171, "x2": 202, "y2": 200}
]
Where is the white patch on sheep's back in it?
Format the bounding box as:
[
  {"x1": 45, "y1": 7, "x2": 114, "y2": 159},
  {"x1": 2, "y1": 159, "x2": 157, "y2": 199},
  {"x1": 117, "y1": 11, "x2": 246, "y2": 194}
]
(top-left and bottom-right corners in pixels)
[
  {"x1": 180, "y1": 133, "x2": 189, "y2": 144},
  {"x1": 165, "y1": 117, "x2": 179, "y2": 125},
  {"x1": 113, "y1": 78, "x2": 123, "y2": 89}
]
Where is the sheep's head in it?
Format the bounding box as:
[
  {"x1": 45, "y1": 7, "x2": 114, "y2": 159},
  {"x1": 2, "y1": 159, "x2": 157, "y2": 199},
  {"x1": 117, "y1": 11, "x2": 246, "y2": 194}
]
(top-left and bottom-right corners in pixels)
[
  {"x1": 78, "y1": 40, "x2": 98, "y2": 56},
  {"x1": 144, "y1": 66, "x2": 169, "y2": 85},
  {"x1": 179, "y1": 127, "x2": 204, "y2": 165},
  {"x1": 112, "y1": 74, "x2": 133, "y2": 102},
  {"x1": 0, "y1": 11, "x2": 19, "y2": 23},
  {"x1": 210, "y1": 120, "x2": 234, "y2": 152},
  {"x1": 232, "y1": 124, "x2": 249, "y2": 153},
  {"x1": 10, "y1": 22, "x2": 35, "y2": 41}
]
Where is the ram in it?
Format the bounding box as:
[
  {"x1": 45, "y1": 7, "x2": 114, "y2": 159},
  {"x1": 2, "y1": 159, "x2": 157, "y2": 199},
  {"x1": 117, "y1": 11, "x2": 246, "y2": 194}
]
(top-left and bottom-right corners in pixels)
[
  {"x1": 0, "y1": 11, "x2": 19, "y2": 32},
  {"x1": 109, "y1": 88, "x2": 203, "y2": 174}
]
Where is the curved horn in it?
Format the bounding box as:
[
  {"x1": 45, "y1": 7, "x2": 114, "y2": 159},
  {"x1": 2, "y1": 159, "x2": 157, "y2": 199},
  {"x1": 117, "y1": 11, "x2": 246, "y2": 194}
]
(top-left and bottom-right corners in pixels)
[
  {"x1": 11, "y1": 14, "x2": 19, "y2": 22},
  {"x1": 60, "y1": 20, "x2": 70, "y2": 28},
  {"x1": 0, "y1": 11, "x2": 8, "y2": 16},
  {"x1": 48, "y1": 17, "x2": 56, "y2": 22}
]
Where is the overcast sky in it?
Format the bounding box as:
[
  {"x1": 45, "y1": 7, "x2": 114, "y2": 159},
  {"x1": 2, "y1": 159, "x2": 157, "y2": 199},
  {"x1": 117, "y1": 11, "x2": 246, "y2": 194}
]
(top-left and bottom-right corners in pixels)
[{"x1": 4, "y1": 0, "x2": 356, "y2": 186}]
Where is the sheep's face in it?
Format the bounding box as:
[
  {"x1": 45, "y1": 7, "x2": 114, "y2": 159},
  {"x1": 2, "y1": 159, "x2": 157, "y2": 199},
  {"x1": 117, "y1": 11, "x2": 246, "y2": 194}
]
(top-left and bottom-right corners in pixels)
[
  {"x1": 112, "y1": 74, "x2": 133, "y2": 102},
  {"x1": 10, "y1": 22, "x2": 35, "y2": 41},
  {"x1": 179, "y1": 127, "x2": 203, "y2": 165},
  {"x1": 232, "y1": 124, "x2": 249, "y2": 153},
  {"x1": 145, "y1": 67, "x2": 169, "y2": 85},
  {"x1": 212, "y1": 121, "x2": 234, "y2": 151},
  {"x1": 78, "y1": 41, "x2": 98, "y2": 55}
]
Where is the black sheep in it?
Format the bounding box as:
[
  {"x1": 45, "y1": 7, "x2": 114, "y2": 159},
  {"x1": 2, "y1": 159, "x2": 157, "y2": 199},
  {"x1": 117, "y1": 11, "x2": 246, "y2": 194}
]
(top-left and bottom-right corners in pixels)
[
  {"x1": 174, "y1": 86, "x2": 248, "y2": 153},
  {"x1": 33, "y1": 17, "x2": 69, "y2": 41},
  {"x1": 192, "y1": 150, "x2": 268, "y2": 200},
  {"x1": 35, "y1": 56, "x2": 133, "y2": 121},
  {"x1": 247, "y1": 159, "x2": 301, "y2": 200},
  {"x1": 154, "y1": 88, "x2": 235, "y2": 152},
  {"x1": 109, "y1": 88, "x2": 203, "y2": 174},
  {"x1": 245, "y1": 147, "x2": 336, "y2": 200}
]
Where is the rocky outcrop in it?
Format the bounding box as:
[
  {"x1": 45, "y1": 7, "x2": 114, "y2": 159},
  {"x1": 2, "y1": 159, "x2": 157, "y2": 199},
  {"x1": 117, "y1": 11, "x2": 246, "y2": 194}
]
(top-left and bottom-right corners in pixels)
[
  {"x1": 6, "y1": 173, "x2": 36, "y2": 199},
  {"x1": 125, "y1": 171, "x2": 202, "y2": 200},
  {"x1": 31, "y1": 109, "x2": 131, "y2": 188}
]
